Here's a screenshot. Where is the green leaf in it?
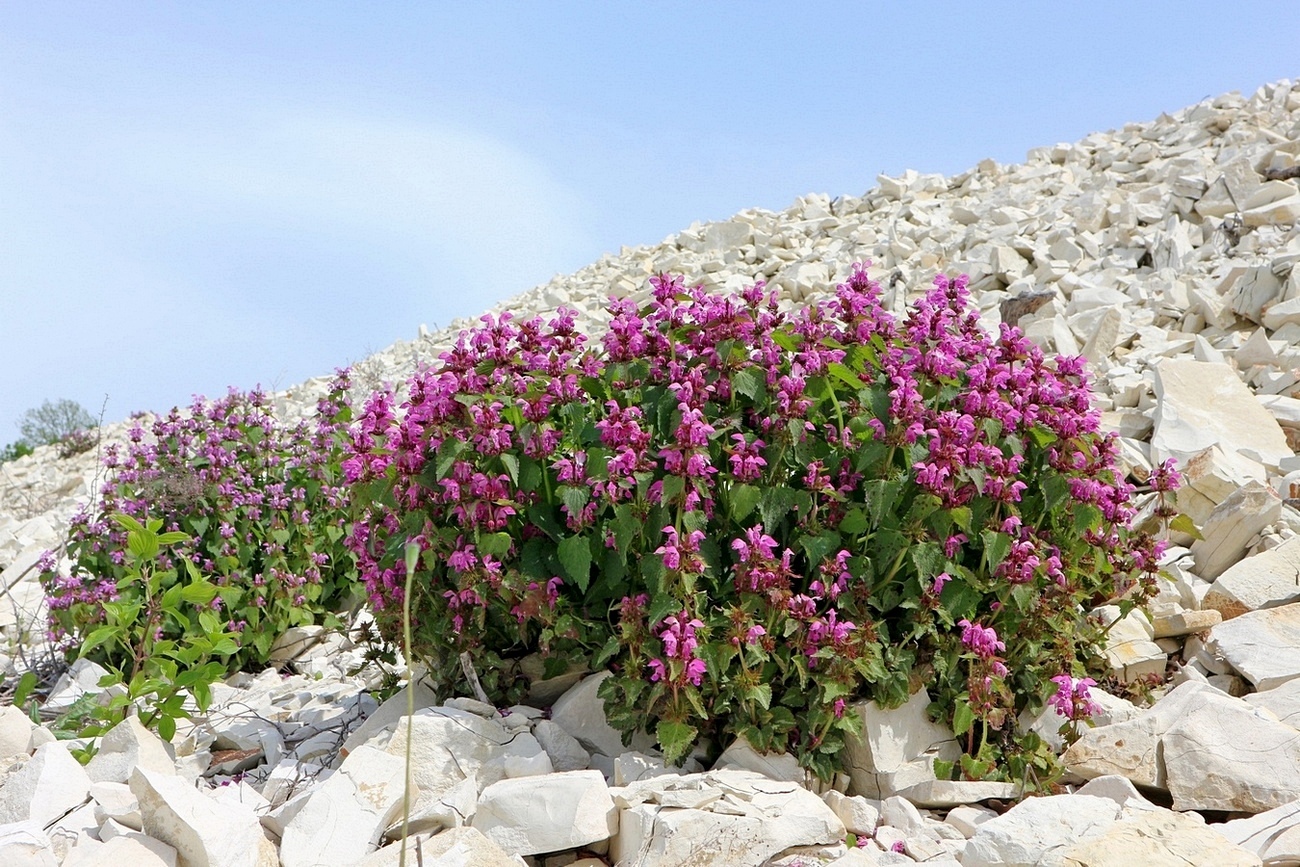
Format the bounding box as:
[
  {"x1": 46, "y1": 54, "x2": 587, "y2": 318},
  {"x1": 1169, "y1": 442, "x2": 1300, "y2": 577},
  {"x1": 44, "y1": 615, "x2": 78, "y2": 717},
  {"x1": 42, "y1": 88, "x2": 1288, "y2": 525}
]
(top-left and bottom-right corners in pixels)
[
  {"x1": 561, "y1": 485, "x2": 590, "y2": 518},
  {"x1": 156, "y1": 531, "x2": 190, "y2": 546},
  {"x1": 952, "y1": 700, "x2": 976, "y2": 737},
  {"x1": 1170, "y1": 513, "x2": 1204, "y2": 541},
  {"x1": 156, "y1": 714, "x2": 176, "y2": 742},
  {"x1": 180, "y1": 581, "x2": 219, "y2": 605},
  {"x1": 557, "y1": 535, "x2": 592, "y2": 593},
  {"x1": 746, "y1": 683, "x2": 772, "y2": 710},
  {"x1": 909, "y1": 541, "x2": 946, "y2": 581},
  {"x1": 656, "y1": 720, "x2": 698, "y2": 767},
  {"x1": 728, "y1": 484, "x2": 762, "y2": 523},
  {"x1": 838, "y1": 507, "x2": 868, "y2": 536},
  {"x1": 760, "y1": 485, "x2": 801, "y2": 530},
  {"x1": 477, "y1": 532, "x2": 514, "y2": 559},
  {"x1": 827, "y1": 362, "x2": 867, "y2": 391},
  {"x1": 13, "y1": 672, "x2": 37, "y2": 706},
  {"x1": 79, "y1": 626, "x2": 122, "y2": 659},
  {"x1": 732, "y1": 368, "x2": 765, "y2": 402},
  {"x1": 109, "y1": 513, "x2": 146, "y2": 534},
  {"x1": 980, "y1": 529, "x2": 1012, "y2": 573},
  {"x1": 499, "y1": 452, "x2": 520, "y2": 485}
]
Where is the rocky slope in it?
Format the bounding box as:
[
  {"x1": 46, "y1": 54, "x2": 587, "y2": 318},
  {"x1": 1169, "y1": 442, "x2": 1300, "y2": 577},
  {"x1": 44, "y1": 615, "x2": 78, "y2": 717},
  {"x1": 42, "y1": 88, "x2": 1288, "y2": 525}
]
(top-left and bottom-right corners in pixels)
[{"x1": 2, "y1": 78, "x2": 1300, "y2": 865}]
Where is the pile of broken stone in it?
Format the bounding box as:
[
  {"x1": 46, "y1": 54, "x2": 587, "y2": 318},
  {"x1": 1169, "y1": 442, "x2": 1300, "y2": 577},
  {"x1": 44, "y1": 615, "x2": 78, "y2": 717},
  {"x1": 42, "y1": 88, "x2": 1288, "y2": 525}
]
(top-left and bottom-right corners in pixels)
[{"x1": 4, "y1": 77, "x2": 1300, "y2": 865}]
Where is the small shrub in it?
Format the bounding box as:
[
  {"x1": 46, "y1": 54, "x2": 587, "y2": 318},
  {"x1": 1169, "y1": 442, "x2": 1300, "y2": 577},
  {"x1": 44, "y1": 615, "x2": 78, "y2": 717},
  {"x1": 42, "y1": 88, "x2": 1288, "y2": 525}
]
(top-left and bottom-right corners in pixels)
[
  {"x1": 344, "y1": 265, "x2": 1169, "y2": 780},
  {"x1": 41, "y1": 372, "x2": 358, "y2": 682},
  {"x1": 17, "y1": 398, "x2": 97, "y2": 447},
  {"x1": 0, "y1": 441, "x2": 34, "y2": 464}
]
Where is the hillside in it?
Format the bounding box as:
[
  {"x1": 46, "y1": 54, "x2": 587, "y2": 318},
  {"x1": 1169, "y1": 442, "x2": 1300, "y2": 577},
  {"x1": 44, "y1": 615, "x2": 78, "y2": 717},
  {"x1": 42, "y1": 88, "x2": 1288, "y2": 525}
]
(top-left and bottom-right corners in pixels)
[{"x1": 0, "y1": 78, "x2": 1299, "y2": 865}]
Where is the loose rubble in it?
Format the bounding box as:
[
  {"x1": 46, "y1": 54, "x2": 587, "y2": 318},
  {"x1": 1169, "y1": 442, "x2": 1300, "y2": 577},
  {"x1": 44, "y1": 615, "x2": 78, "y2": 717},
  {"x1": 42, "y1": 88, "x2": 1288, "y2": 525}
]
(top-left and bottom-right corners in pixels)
[{"x1": 4, "y1": 78, "x2": 1300, "y2": 864}]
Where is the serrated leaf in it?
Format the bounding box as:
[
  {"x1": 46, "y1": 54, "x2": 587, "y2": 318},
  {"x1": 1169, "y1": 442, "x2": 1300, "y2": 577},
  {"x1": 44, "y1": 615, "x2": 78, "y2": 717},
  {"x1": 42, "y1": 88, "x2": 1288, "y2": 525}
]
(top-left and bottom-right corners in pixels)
[
  {"x1": 839, "y1": 507, "x2": 868, "y2": 536},
  {"x1": 656, "y1": 720, "x2": 698, "y2": 767},
  {"x1": 499, "y1": 452, "x2": 520, "y2": 485},
  {"x1": 732, "y1": 368, "x2": 765, "y2": 402},
  {"x1": 746, "y1": 683, "x2": 772, "y2": 710},
  {"x1": 477, "y1": 532, "x2": 514, "y2": 558},
  {"x1": 180, "y1": 581, "x2": 219, "y2": 605},
  {"x1": 827, "y1": 361, "x2": 866, "y2": 391},
  {"x1": 910, "y1": 541, "x2": 945, "y2": 581},
  {"x1": 728, "y1": 484, "x2": 762, "y2": 522},
  {"x1": 1169, "y1": 513, "x2": 1204, "y2": 541},
  {"x1": 557, "y1": 535, "x2": 592, "y2": 592}
]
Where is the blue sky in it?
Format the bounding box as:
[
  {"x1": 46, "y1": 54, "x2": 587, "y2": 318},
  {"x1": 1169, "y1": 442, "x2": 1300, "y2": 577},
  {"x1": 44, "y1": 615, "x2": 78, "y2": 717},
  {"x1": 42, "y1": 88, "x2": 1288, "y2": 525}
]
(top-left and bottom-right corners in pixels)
[{"x1": 1, "y1": 2, "x2": 1296, "y2": 442}]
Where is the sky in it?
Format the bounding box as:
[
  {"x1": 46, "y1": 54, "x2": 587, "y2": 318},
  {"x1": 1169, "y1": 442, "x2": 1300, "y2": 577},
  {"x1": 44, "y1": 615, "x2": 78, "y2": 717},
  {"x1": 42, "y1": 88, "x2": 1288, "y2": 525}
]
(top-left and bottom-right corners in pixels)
[{"x1": 1, "y1": 2, "x2": 1297, "y2": 442}]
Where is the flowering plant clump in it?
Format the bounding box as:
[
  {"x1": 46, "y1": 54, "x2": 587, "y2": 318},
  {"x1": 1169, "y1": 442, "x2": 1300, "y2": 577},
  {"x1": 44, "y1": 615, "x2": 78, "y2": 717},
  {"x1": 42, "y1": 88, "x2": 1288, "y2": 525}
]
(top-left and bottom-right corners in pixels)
[
  {"x1": 345, "y1": 265, "x2": 1168, "y2": 780},
  {"x1": 41, "y1": 372, "x2": 358, "y2": 679}
]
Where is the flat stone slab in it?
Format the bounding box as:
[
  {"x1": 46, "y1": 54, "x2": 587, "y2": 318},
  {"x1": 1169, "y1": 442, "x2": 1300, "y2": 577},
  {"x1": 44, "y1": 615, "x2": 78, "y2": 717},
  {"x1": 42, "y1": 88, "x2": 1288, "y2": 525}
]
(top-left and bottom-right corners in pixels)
[
  {"x1": 1210, "y1": 602, "x2": 1300, "y2": 690},
  {"x1": 1205, "y1": 536, "x2": 1300, "y2": 619},
  {"x1": 1151, "y1": 359, "x2": 1293, "y2": 467}
]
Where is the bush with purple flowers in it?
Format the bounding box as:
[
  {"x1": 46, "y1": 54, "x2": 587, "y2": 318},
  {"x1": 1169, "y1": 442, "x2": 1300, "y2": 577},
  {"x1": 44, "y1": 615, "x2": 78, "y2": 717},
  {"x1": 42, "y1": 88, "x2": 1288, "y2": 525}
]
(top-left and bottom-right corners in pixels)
[
  {"x1": 345, "y1": 264, "x2": 1170, "y2": 780},
  {"x1": 41, "y1": 373, "x2": 358, "y2": 682}
]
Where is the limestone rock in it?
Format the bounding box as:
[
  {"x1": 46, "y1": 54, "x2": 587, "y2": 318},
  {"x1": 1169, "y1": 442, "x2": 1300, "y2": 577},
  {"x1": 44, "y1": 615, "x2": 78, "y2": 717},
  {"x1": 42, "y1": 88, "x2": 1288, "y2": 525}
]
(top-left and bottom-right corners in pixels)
[
  {"x1": 0, "y1": 821, "x2": 57, "y2": 867},
  {"x1": 1210, "y1": 602, "x2": 1300, "y2": 690},
  {"x1": 279, "y1": 745, "x2": 410, "y2": 867},
  {"x1": 86, "y1": 716, "x2": 176, "y2": 784},
  {"x1": 361, "y1": 827, "x2": 521, "y2": 867},
  {"x1": 612, "y1": 769, "x2": 844, "y2": 867},
  {"x1": 1060, "y1": 808, "x2": 1261, "y2": 866},
  {"x1": 1062, "y1": 713, "x2": 1163, "y2": 789},
  {"x1": 0, "y1": 705, "x2": 36, "y2": 765},
  {"x1": 471, "y1": 769, "x2": 616, "y2": 856},
  {"x1": 713, "y1": 738, "x2": 804, "y2": 784},
  {"x1": 0, "y1": 741, "x2": 92, "y2": 826},
  {"x1": 962, "y1": 794, "x2": 1124, "y2": 867},
  {"x1": 532, "y1": 719, "x2": 591, "y2": 773},
  {"x1": 549, "y1": 672, "x2": 654, "y2": 758},
  {"x1": 1162, "y1": 690, "x2": 1300, "y2": 812},
  {"x1": 1150, "y1": 359, "x2": 1292, "y2": 467},
  {"x1": 1205, "y1": 535, "x2": 1300, "y2": 619},
  {"x1": 1192, "y1": 481, "x2": 1284, "y2": 581},
  {"x1": 129, "y1": 767, "x2": 273, "y2": 867},
  {"x1": 1214, "y1": 799, "x2": 1300, "y2": 866},
  {"x1": 842, "y1": 689, "x2": 960, "y2": 798}
]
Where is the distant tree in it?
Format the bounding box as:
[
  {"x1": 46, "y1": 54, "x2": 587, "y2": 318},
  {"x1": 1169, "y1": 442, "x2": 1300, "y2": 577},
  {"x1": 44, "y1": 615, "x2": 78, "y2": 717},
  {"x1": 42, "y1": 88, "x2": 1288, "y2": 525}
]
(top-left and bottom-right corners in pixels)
[{"x1": 16, "y1": 399, "x2": 97, "y2": 447}]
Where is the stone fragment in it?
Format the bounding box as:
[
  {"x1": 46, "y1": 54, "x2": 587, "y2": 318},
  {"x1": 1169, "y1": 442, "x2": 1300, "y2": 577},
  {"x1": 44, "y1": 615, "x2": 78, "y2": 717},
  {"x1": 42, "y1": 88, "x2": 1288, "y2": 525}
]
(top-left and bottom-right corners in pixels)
[
  {"x1": 1245, "y1": 678, "x2": 1300, "y2": 727},
  {"x1": 944, "y1": 804, "x2": 998, "y2": 838},
  {"x1": 822, "y1": 790, "x2": 880, "y2": 835},
  {"x1": 0, "y1": 821, "x2": 57, "y2": 867},
  {"x1": 1095, "y1": 605, "x2": 1168, "y2": 682},
  {"x1": 842, "y1": 689, "x2": 961, "y2": 798},
  {"x1": 612, "y1": 770, "x2": 844, "y2": 867},
  {"x1": 1150, "y1": 360, "x2": 1292, "y2": 467},
  {"x1": 1210, "y1": 602, "x2": 1300, "y2": 689},
  {"x1": 129, "y1": 767, "x2": 273, "y2": 867},
  {"x1": 90, "y1": 780, "x2": 143, "y2": 830},
  {"x1": 279, "y1": 746, "x2": 410, "y2": 867},
  {"x1": 0, "y1": 704, "x2": 36, "y2": 764},
  {"x1": 86, "y1": 716, "x2": 176, "y2": 784},
  {"x1": 1162, "y1": 689, "x2": 1300, "y2": 812},
  {"x1": 0, "y1": 741, "x2": 92, "y2": 826},
  {"x1": 1213, "y1": 799, "x2": 1300, "y2": 866},
  {"x1": 549, "y1": 672, "x2": 653, "y2": 758},
  {"x1": 1206, "y1": 535, "x2": 1300, "y2": 620},
  {"x1": 471, "y1": 769, "x2": 616, "y2": 856},
  {"x1": 62, "y1": 834, "x2": 179, "y2": 867},
  {"x1": 892, "y1": 779, "x2": 1020, "y2": 808},
  {"x1": 360, "y1": 827, "x2": 520, "y2": 867},
  {"x1": 1152, "y1": 608, "x2": 1221, "y2": 637},
  {"x1": 1060, "y1": 808, "x2": 1261, "y2": 866},
  {"x1": 338, "y1": 681, "x2": 439, "y2": 759},
  {"x1": 714, "y1": 738, "x2": 803, "y2": 783},
  {"x1": 532, "y1": 719, "x2": 590, "y2": 773},
  {"x1": 1192, "y1": 482, "x2": 1284, "y2": 581},
  {"x1": 962, "y1": 794, "x2": 1123, "y2": 867},
  {"x1": 1062, "y1": 713, "x2": 1163, "y2": 789}
]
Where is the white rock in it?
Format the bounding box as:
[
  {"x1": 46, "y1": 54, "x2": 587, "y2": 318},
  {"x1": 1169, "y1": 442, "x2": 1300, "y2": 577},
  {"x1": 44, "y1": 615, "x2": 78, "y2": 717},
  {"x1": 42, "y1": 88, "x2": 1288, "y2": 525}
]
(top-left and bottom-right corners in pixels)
[
  {"x1": 1245, "y1": 678, "x2": 1300, "y2": 727},
  {"x1": 0, "y1": 821, "x2": 57, "y2": 867},
  {"x1": 1062, "y1": 713, "x2": 1163, "y2": 789},
  {"x1": 1193, "y1": 482, "x2": 1284, "y2": 581},
  {"x1": 279, "y1": 745, "x2": 410, "y2": 867},
  {"x1": 1150, "y1": 360, "x2": 1293, "y2": 467},
  {"x1": 893, "y1": 779, "x2": 1020, "y2": 808},
  {"x1": 61, "y1": 834, "x2": 179, "y2": 867},
  {"x1": 89, "y1": 780, "x2": 142, "y2": 830},
  {"x1": 471, "y1": 769, "x2": 616, "y2": 856},
  {"x1": 1214, "y1": 799, "x2": 1300, "y2": 865},
  {"x1": 86, "y1": 716, "x2": 176, "y2": 784},
  {"x1": 361, "y1": 827, "x2": 521, "y2": 867},
  {"x1": 1060, "y1": 807, "x2": 1261, "y2": 866},
  {"x1": 714, "y1": 738, "x2": 804, "y2": 784},
  {"x1": 1206, "y1": 535, "x2": 1300, "y2": 619},
  {"x1": 1210, "y1": 602, "x2": 1300, "y2": 690},
  {"x1": 0, "y1": 705, "x2": 36, "y2": 764},
  {"x1": 612, "y1": 769, "x2": 845, "y2": 867},
  {"x1": 842, "y1": 689, "x2": 960, "y2": 798},
  {"x1": 1162, "y1": 688, "x2": 1300, "y2": 812},
  {"x1": 962, "y1": 794, "x2": 1123, "y2": 867},
  {"x1": 549, "y1": 672, "x2": 653, "y2": 758},
  {"x1": 944, "y1": 804, "x2": 998, "y2": 838},
  {"x1": 0, "y1": 741, "x2": 92, "y2": 826},
  {"x1": 338, "y1": 680, "x2": 438, "y2": 760},
  {"x1": 129, "y1": 767, "x2": 273, "y2": 867},
  {"x1": 822, "y1": 790, "x2": 880, "y2": 835}
]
